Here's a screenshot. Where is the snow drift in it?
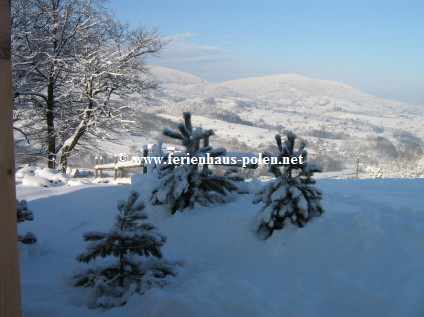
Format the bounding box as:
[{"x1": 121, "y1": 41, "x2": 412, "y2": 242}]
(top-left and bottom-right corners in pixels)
[{"x1": 16, "y1": 178, "x2": 424, "y2": 317}]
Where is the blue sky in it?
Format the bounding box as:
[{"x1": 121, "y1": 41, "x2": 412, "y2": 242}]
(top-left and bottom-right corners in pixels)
[{"x1": 107, "y1": 0, "x2": 424, "y2": 104}]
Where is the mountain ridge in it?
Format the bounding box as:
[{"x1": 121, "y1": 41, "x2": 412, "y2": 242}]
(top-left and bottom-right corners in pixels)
[
  {"x1": 142, "y1": 65, "x2": 424, "y2": 167},
  {"x1": 150, "y1": 65, "x2": 414, "y2": 109}
]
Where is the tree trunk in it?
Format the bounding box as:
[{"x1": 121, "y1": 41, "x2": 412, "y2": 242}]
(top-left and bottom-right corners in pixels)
[
  {"x1": 46, "y1": 76, "x2": 56, "y2": 168},
  {"x1": 119, "y1": 253, "x2": 125, "y2": 287},
  {"x1": 58, "y1": 103, "x2": 92, "y2": 172},
  {"x1": 59, "y1": 147, "x2": 70, "y2": 173}
]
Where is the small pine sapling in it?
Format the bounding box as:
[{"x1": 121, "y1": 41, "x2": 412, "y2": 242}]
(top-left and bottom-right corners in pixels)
[
  {"x1": 224, "y1": 167, "x2": 249, "y2": 194},
  {"x1": 224, "y1": 167, "x2": 246, "y2": 183},
  {"x1": 74, "y1": 191, "x2": 176, "y2": 308},
  {"x1": 147, "y1": 140, "x2": 166, "y2": 176},
  {"x1": 151, "y1": 112, "x2": 236, "y2": 213},
  {"x1": 254, "y1": 132, "x2": 324, "y2": 238},
  {"x1": 16, "y1": 199, "x2": 37, "y2": 244}
]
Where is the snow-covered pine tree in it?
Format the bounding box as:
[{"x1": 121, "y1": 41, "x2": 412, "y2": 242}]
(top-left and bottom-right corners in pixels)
[
  {"x1": 151, "y1": 112, "x2": 237, "y2": 214},
  {"x1": 254, "y1": 132, "x2": 324, "y2": 238},
  {"x1": 74, "y1": 191, "x2": 176, "y2": 308},
  {"x1": 224, "y1": 167, "x2": 246, "y2": 182},
  {"x1": 16, "y1": 199, "x2": 37, "y2": 244},
  {"x1": 223, "y1": 167, "x2": 249, "y2": 193},
  {"x1": 146, "y1": 140, "x2": 168, "y2": 177}
]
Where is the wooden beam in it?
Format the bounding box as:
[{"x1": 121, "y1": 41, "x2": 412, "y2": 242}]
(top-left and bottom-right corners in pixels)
[
  {"x1": 99, "y1": 156, "x2": 103, "y2": 178},
  {"x1": 0, "y1": 0, "x2": 23, "y2": 315},
  {"x1": 94, "y1": 156, "x2": 98, "y2": 178},
  {"x1": 114, "y1": 155, "x2": 117, "y2": 180},
  {"x1": 142, "y1": 145, "x2": 148, "y2": 174},
  {"x1": 203, "y1": 136, "x2": 209, "y2": 171}
]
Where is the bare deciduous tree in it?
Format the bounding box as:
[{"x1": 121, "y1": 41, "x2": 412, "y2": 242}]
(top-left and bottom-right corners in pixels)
[{"x1": 12, "y1": 0, "x2": 166, "y2": 170}]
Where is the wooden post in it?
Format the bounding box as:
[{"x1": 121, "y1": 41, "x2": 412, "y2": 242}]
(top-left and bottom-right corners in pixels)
[
  {"x1": 203, "y1": 136, "x2": 209, "y2": 171},
  {"x1": 194, "y1": 139, "x2": 200, "y2": 171},
  {"x1": 356, "y1": 158, "x2": 360, "y2": 179},
  {"x1": 142, "y1": 145, "x2": 148, "y2": 174},
  {"x1": 114, "y1": 155, "x2": 117, "y2": 180},
  {"x1": 0, "y1": 0, "x2": 23, "y2": 315},
  {"x1": 99, "y1": 156, "x2": 103, "y2": 178},
  {"x1": 95, "y1": 156, "x2": 98, "y2": 178}
]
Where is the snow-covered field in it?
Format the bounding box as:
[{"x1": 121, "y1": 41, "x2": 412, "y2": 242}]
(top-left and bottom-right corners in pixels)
[{"x1": 16, "y1": 177, "x2": 424, "y2": 317}]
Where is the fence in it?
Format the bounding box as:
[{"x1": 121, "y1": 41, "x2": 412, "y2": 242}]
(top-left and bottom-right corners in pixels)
[{"x1": 94, "y1": 139, "x2": 258, "y2": 180}]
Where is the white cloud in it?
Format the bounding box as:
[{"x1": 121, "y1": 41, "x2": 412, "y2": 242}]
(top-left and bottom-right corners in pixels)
[
  {"x1": 168, "y1": 32, "x2": 196, "y2": 40},
  {"x1": 163, "y1": 33, "x2": 226, "y2": 56},
  {"x1": 150, "y1": 33, "x2": 287, "y2": 82}
]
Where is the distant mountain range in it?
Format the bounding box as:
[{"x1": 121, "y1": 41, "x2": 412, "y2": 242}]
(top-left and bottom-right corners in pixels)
[{"x1": 133, "y1": 66, "x2": 424, "y2": 169}]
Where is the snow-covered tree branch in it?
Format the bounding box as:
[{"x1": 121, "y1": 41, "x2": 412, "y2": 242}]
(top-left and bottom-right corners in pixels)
[{"x1": 12, "y1": 0, "x2": 166, "y2": 170}]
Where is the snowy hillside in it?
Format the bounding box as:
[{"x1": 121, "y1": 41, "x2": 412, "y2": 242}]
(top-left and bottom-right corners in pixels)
[
  {"x1": 221, "y1": 74, "x2": 405, "y2": 109},
  {"x1": 41, "y1": 66, "x2": 424, "y2": 175},
  {"x1": 135, "y1": 66, "x2": 424, "y2": 171},
  {"x1": 150, "y1": 66, "x2": 243, "y2": 99},
  {"x1": 17, "y1": 178, "x2": 424, "y2": 316},
  {"x1": 150, "y1": 66, "x2": 205, "y2": 85}
]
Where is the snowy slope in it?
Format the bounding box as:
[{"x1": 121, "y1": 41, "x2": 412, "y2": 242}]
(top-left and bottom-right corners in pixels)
[
  {"x1": 139, "y1": 66, "x2": 424, "y2": 168},
  {"x1": 158, "y1": 113, "x2": 277, "y2": 148},
  {"x1": 17, "y1": 178, "x2": 424, "y2": 317},
  {"x1": 64, "y1": 66, "x2": 423, "y2": 171},
  {"x1": 153, "y1": 66, "x2": 418, "y2": 114},
  {"x1": 151, "y1": 66, "x2": 243, "y2": 99},
  {"x1": 221, "y1": 74, "x2": 405, "y2": 107},
  {"x1": 150, "y1": 66, "x2": 205, "y2": 85}
]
